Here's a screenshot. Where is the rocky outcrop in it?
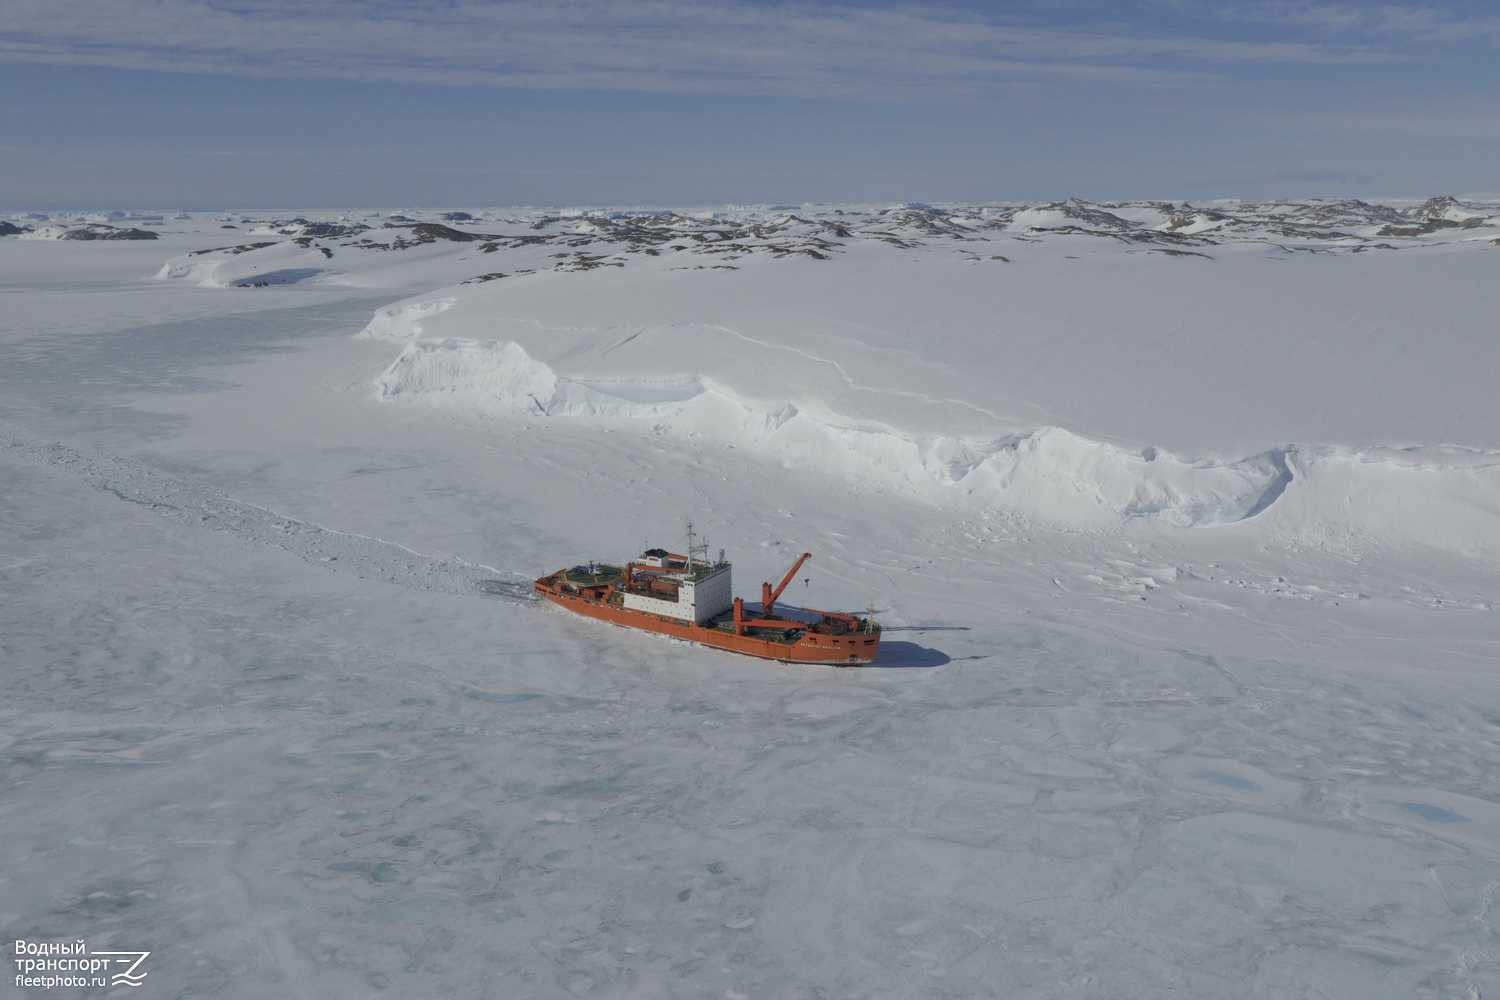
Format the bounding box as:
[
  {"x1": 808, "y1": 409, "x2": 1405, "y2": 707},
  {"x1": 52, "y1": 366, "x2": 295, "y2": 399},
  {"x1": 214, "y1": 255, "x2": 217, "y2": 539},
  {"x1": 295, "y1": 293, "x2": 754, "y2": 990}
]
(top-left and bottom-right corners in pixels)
[
  {"x1": 46, "y1": 223, "x2": 159, "y2": 240},
  {"x1": 159, "y1": 196, "x2": 1500, "y2": 293},
  {"x1": 256, "y1": 219, "x2": 369, "y2": 238}
]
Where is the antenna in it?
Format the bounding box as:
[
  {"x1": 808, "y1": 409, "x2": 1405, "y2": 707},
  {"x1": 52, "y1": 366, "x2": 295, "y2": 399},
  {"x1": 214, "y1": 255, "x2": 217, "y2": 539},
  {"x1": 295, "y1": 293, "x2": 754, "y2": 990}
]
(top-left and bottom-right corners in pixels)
[{"x1": 685, "y1": 520, "x2": 713, "y2": 571}]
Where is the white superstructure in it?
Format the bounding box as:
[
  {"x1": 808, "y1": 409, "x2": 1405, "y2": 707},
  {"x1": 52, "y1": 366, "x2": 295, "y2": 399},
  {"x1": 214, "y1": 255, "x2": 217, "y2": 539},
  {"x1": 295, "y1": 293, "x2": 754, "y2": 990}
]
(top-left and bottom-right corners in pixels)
[{"x1": 621, "y1": 550, "x2": 734, "y2": 624}]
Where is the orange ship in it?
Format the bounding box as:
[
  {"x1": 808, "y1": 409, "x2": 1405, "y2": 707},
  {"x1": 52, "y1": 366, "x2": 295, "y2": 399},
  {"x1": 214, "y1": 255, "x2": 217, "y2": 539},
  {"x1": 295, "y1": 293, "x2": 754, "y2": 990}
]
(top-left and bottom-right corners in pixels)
[{"x1": 533, "y1": 532, "x2": 881, "y2": 665}]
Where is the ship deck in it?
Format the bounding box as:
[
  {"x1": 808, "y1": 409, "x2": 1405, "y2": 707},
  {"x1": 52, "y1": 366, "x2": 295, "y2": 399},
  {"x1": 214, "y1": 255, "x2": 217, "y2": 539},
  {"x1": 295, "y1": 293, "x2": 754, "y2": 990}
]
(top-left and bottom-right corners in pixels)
[
  {"x1": 702, "y1": 612, "x2": 802, "y2": 644},
  {"x1": 559, "y1": 563, "x2": 627, "y2": 587}
]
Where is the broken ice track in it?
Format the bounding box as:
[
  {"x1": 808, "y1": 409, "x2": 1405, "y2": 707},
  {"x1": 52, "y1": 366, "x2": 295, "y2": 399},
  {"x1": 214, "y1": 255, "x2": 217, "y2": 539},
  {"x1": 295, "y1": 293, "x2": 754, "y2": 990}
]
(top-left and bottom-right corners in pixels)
[{"x1": 2, "y1": 427, "x2": 537, "y2": 604}]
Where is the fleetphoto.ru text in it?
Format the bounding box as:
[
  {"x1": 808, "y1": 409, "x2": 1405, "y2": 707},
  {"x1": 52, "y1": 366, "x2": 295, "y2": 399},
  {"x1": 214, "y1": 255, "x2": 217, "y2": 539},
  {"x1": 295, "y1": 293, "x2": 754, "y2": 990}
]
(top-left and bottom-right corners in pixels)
[{"x1": 14, "y1": 940, "x2": 149, "y2": 989}]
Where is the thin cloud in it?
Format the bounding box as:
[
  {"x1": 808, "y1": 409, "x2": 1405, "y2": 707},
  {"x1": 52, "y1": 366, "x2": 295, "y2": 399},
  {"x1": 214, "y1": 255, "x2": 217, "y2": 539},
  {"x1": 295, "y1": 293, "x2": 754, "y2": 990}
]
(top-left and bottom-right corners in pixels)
[
  {"x1": 1156, "y1": 0, "x2": 1500, "y2": 45},
  {"x1": 0, "y1": 0, "x2": 1406, "y2": 102}
]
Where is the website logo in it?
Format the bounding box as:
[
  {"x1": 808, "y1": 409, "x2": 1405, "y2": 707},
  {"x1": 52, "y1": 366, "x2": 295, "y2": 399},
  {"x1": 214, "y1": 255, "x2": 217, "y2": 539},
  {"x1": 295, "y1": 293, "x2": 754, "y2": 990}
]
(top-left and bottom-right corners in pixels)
[{"x1": 13, "y1": 940, "x2": 150, "y2": 989}]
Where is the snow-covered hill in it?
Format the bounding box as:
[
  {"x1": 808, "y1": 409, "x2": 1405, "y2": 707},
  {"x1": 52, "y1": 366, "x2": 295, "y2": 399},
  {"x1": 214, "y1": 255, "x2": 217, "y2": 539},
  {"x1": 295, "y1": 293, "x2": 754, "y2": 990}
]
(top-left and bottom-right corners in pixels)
[
  {"x1": 156, "y1": 197, "x2": 1500, "y2": 291},
  {"x1": 151, "y1": 198, "x2": 1500, "y2": 549},
  {"x1": 18, "y1": 222, "x2": 160, "y2": 240}
]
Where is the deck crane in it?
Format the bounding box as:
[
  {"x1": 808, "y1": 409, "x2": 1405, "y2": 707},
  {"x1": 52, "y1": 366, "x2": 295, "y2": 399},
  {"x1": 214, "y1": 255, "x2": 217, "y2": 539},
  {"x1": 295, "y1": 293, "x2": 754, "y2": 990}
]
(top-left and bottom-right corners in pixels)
[
  {"x1": 762, "y1": 552, "x2": 812, "y2": 613},
  {"x1": 729, "y1": 552, "x2": 813, "y2": 635}
]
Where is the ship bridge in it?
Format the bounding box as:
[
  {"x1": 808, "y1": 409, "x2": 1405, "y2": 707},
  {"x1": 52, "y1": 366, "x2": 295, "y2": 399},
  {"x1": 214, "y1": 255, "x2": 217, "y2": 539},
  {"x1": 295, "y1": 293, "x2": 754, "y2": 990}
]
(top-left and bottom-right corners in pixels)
[{"x1": 622, "y1": 549, "x2": 733, "y2": 624}]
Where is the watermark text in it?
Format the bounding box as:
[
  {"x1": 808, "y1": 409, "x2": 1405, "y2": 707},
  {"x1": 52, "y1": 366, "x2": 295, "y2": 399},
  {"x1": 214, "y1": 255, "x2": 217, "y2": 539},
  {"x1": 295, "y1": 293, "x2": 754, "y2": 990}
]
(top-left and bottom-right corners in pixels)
[{"x1": 14, "y1": 940, "x2": 149, "y2": 988}]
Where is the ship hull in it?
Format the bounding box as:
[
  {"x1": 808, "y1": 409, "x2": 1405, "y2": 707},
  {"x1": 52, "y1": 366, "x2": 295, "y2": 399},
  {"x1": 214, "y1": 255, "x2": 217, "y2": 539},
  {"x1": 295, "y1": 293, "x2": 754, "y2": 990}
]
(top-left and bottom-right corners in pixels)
[{"x1": 535, "y1": 586, "x2": 879, "y2": 665}]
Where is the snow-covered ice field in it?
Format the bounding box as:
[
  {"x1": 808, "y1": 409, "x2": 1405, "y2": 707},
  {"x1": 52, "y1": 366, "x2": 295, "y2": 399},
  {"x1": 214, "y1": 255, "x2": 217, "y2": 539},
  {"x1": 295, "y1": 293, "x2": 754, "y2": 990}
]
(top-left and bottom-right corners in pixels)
[{"x1": 2, "y1": 203, "x2": 1497, "y2": 998}]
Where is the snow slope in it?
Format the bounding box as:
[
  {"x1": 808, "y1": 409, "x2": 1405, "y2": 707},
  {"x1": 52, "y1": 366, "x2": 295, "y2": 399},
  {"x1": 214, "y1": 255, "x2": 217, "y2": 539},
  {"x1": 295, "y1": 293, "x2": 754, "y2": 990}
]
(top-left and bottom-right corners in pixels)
[
  {"x1": 2, "y1": 202, "x2": 1497, "y2": 999},
  {"x1": 349, "y1": 220, "x2": 1500, "y2": 546}
]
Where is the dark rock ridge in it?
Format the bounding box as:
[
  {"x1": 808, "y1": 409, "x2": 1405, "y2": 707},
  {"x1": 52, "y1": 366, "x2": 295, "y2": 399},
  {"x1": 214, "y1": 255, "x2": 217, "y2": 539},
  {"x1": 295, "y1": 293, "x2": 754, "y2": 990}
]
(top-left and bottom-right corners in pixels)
[
  {"x1": 349, "y1": 223, "x2": 491, "y2": 248},
  {"x1": 261, "y1": 219, "x2": 369, "y2": 238},
  {"x1": 167, "y1": 196, "x2": 1499, "y2": 288},
  {"x1": 188, "y1": 242, "x2": 279, "y2": 257},
  {"x1": 1402, "y1": 196, "x2": 1463, "y2": 219},
  {"x1": 57, "y1": 223, "x2": 158, "y2": 240}
]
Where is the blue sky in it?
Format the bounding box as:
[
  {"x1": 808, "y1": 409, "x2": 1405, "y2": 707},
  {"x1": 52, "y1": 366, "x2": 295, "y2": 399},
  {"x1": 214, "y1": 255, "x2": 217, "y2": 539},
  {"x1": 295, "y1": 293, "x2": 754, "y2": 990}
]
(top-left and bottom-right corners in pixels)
[{"x1": 2, "y1": 0, "x2": 1496, "y2": 207}]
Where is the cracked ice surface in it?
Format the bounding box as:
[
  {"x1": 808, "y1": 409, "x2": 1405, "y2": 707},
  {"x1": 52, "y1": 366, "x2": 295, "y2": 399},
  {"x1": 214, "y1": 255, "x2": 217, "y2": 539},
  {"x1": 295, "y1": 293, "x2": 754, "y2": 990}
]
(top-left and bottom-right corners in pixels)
[{"x1": 1, "y1": 226, "x2": 1497, "y2": 999}]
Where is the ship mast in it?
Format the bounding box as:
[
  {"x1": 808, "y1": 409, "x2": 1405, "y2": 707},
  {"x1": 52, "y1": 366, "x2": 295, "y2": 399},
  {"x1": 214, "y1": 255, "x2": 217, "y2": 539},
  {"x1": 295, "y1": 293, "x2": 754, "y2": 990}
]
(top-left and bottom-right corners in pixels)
[{"x1": 685, "y1": 520, "x2": 712, "y2": 572}]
